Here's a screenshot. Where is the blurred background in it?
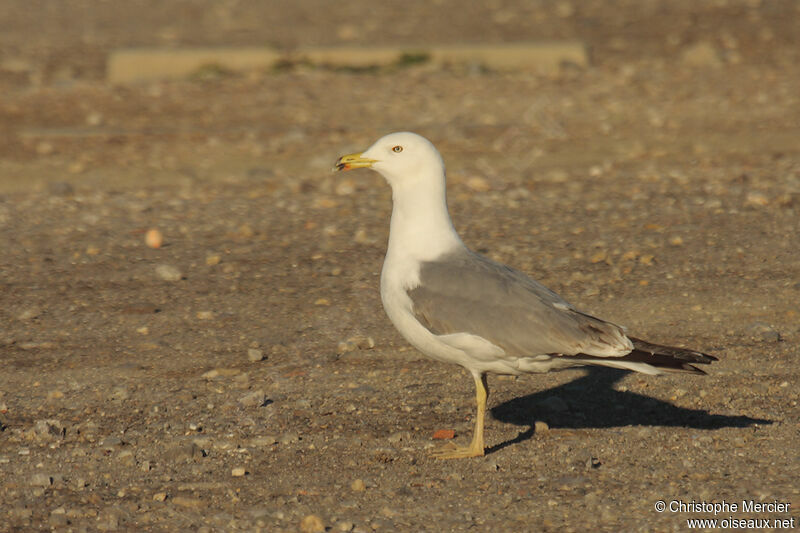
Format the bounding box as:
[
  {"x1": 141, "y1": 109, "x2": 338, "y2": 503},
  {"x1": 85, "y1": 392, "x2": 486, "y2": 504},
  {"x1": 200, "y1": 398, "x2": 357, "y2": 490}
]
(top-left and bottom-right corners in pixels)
[
  {"x1": 0, "y1": 0, "x2": 798, "y2": 193},
  {"x1": 1, "y1": 0, "x2": 798, "y2": 82}
]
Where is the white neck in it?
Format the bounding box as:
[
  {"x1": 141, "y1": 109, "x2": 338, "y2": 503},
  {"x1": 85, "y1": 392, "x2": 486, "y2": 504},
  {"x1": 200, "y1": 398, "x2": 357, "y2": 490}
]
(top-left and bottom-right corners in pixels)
[{"x1": 386, "y1": 170, "x2": 463, "y2": 262}]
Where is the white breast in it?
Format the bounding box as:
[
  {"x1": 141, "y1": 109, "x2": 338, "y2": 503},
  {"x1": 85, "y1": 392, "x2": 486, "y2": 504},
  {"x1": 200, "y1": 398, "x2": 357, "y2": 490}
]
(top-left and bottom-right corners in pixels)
[{"x1": 380, "y1": 256, "x2": 461, "y2": 364}]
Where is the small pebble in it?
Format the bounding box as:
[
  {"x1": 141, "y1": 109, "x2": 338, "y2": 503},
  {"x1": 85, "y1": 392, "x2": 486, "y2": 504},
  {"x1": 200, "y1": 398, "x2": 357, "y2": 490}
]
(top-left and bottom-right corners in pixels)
[
  {"x1": 300, "y1": 515, "x2": 326, "y2": 533},
  {"x1": 49, "y1": 509, "x2": 68, "y2": 527},
  {"x1": 355, "y1": 336, "x2": 375, "y2": 349},
  {"x1": 29, "y1": 473, "x2": 52, "y2": 487},
  {"x1": 555, "y1": 474, "x2": 588, "y2": 490},
  {"x1": 163, "y1": 441, "x2": 203, "y2": 462},
  {"x1": 153, "y1": 492, "x2": 167, "y2": 502},
  {"x1": 17, "y1": 307, "x2": 41, "y2": 320},
  {"x1": 351, "y1": 478, "x2": 366, "y2": 492},
  {"x1": 432, "y1": 429, "x2": 455, "y2": 440},
  {"x1": 10, "y1": 507, "x2": 33, "y2": 520},
  {"x1": 353, "y1": 228, "x2": 371, "y2": 244},
  {"x1": 760, "y1": 330, "x2": 781, "y2": 343},
  {"x1": 86, "y1": 111, "x2": 104, "y2": 126},
  {"x1": 117, "y1": 449, "x2": 135, "y2": 466},
  {"x1": 388, "y1": 431, "x2": 410, "y2": 443},
  {"x1": 335, "y1": 178, "x2": 356, "y2": 196},
  {"x1": 109, "y1": 386, "x2": 130, "y2": 401},
  {"x1": 48, "y1": 181, "x2": 74, "y2": 196},
  {"x1": 100, "y1": 436, "x2": 123, "y2": 448},
  {"x1": 279, "y1": 432, "x2": 300, "y2": 444},
  {"x1": 313, "y1": 197, "x2": 337, "y2": 209},
  {"x1": 37, "y1": 141, "x2": 54, "y2": 155},
  {"x1": 337, "y1": 340, "x2": 357, "y2": 354},
  {"x1": 239, "y1": 390, "x2": 267, "y2": 407},
  {"x1": 589, "y1": 250, "x2": 607, "y2": 264},
  {"x1": 201, "y1": 368, "x2": 240, "y2": 380},
  {"x1": 585, "y1": 457, "x2": 602, "y2": 470},
  {"x1": 155, "y1": 264, "x2": 183, "y2": 281},
  {"x1": 484, "y1": 459, "x2": 501, "y2": 472},
  {"x1": 680, "y1": 41, "x2": 721, "y2": 67},
  {"x1": 745, "y1": 192, "x2": 769, "y2": 207},
  {"x1": 46, "y1": 390, "x2": 64, "y2": 400},
  {"x1": 534, "y1": 420, "x2": 550, "y2": 433},
  {"x1": 749, "y1": 322, "x2": 781, "y2": 343},
  {"x1": 466, "y1": 176, "x2": 490, "y2": 192},
  {"x1": 247, "y1": 348, "x2": 265, "y2": 362},
  {"x1": 145, "y1": 228, "x2": 163, "y2": 249},
  {"x1": 337, "y1": 336, "x2": 376, "y2": 354},
  {"x1": 231, "y1": 467, "x2": 247, "y2": 477},
  {"x1": 32, "y1": 419, "x2": 65, "y2": 439},
  {"x1": 250, "y1": 436, "x2": 277, "y2": 446},
  {"x1": 172, "y1": 496, "x2": 204, "y2": 509}
]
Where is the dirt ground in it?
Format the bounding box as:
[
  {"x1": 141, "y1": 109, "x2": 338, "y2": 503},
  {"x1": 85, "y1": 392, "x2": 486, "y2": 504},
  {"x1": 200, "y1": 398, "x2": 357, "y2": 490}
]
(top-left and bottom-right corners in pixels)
[{"x1": 1, "y1": 1, "x2": 799, "y2": 531}]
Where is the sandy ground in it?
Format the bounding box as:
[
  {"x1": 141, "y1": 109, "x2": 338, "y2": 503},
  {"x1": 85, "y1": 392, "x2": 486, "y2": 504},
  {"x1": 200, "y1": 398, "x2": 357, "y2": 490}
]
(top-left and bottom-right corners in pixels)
[{"x1": 1, "y1": 1, "x2": 799, "y2": 531}]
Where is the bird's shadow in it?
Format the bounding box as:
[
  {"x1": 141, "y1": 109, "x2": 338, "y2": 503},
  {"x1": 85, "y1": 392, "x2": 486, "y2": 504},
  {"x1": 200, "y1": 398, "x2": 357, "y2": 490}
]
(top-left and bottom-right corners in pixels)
[{"x1": 487, "y1": 367, "x2": 772, "y2": 455}]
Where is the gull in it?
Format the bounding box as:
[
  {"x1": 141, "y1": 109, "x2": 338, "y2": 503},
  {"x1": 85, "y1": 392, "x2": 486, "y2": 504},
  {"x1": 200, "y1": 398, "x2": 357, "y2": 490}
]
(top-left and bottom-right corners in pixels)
[{"x1": 334, "y1": 132, "x2": 716, "y2": 459}]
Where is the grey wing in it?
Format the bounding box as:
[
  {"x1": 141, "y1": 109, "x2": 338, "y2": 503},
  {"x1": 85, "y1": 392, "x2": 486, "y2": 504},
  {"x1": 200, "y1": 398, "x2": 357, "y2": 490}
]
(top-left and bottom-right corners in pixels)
[{"x1": 408, "y1": 249, "x2": 633, "y2": 358}]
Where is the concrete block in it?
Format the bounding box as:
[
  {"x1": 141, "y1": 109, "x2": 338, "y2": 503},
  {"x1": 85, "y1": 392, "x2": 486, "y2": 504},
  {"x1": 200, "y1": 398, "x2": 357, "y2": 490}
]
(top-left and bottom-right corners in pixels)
[
  {"x1": 107, "y1": 47, "x2": 281, "y2": 84},
  {"x1": 296, "y1": 41, "x2": 588, "y2": 71},
  {"x1": 107, "y1": 42, "x2": 588, "y2": 83},
  {"x1": 430, "y1": 42, "x2": 588, "y2": 70}
]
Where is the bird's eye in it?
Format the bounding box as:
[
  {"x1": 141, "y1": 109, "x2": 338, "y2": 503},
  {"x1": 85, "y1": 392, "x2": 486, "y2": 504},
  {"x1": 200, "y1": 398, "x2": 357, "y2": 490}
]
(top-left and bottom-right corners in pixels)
[{"x1": 392, "y1": 145, "x2": 403, "y2": 153}]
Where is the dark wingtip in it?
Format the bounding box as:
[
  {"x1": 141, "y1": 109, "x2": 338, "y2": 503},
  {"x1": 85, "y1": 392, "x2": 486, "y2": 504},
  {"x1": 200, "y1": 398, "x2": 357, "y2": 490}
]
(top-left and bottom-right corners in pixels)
[{"x1": 630, "y1": 337, "x2": 718, "y2": 365}]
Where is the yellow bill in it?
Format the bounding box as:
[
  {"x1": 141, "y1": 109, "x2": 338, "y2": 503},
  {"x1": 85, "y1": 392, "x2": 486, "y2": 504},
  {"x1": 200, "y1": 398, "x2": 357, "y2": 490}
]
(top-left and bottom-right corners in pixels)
[{"x1": 333, "y1": 152, "x2": 377, "y2": 172}]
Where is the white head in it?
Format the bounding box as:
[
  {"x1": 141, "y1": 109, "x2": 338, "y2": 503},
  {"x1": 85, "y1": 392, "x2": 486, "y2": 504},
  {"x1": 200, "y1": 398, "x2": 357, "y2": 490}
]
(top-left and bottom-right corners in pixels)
[
  {"x1": 334, "y1": 132, "x2": 462, "y2": 258},
  {"x1": 334, "y1": 132, "x2": 445, "y2": 189}
]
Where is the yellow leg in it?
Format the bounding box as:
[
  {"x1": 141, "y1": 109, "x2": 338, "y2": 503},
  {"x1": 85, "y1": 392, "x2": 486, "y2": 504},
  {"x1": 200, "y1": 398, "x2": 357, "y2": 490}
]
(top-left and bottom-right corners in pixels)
[{"x1": 431, "y1": 373, "x2": 488, "y2": 459}]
